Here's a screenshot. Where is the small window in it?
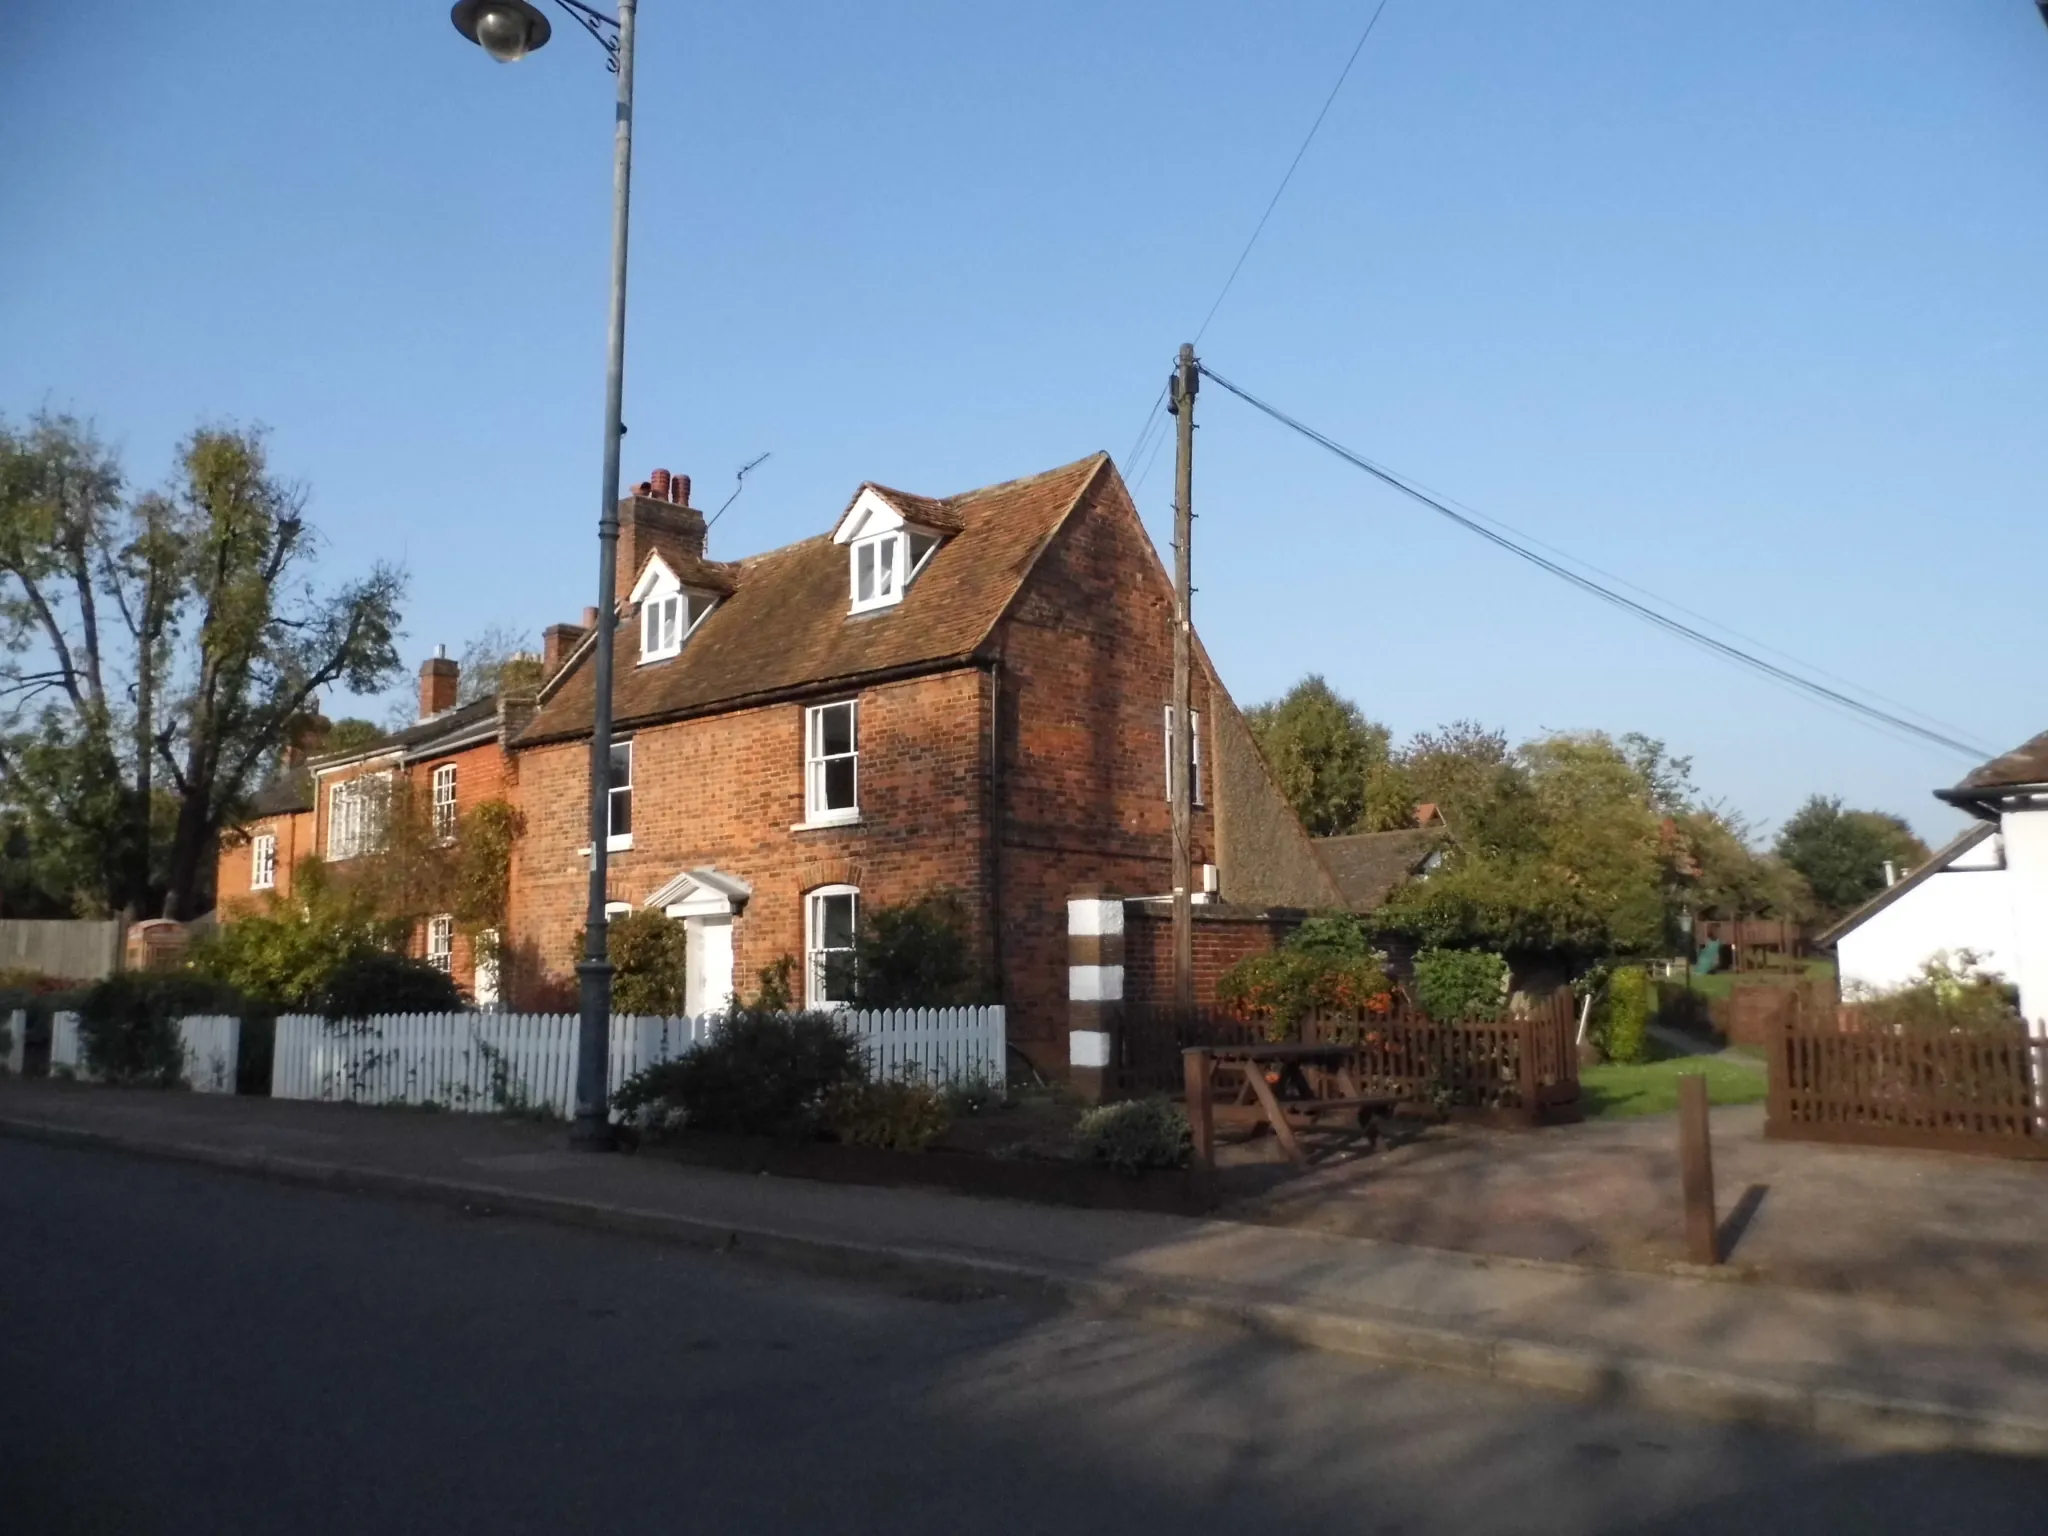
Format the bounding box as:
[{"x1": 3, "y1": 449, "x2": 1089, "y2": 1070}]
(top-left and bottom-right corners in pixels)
[
  {"x1": 804, "y1": 701, "x2": 858, "y2": 822},
  {"x1": 806, "y1": 885, "x2": 859, "y2": 1008},
  {"x1": 432, "y1": 764, "x2": 458, "y2": 843},
  {"x1": 427, "y1": 914, "x2": 454, "y2": 973},
  {"x1": 251, "y1": 833, "x2": 277, "y2": 891},
  {"x1": 607, "y1": 740, "x2": 633, "y2": 848},
  {"x1": 1163, "y1": 706, "x2": 1203, "y2": 807}
]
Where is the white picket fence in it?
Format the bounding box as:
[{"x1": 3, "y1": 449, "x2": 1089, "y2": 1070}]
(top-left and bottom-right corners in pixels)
[
  {"x1": 46, "y1": 1009, "x2": 240, "y2": 1089},
  {"x1": 271, "y1": 1012, "x2": 724, "y2": 1117},
  {"x1": 854, "y1": 1006, "x2": 1007, "y2": 1088},
  {"x1": 270, "y1": 1005, "x2": 1007, "y2": 1117},
  {"x1": 178, "y1": 1015, "x2": 241, "y2": 1094},
  {"x1": 49, "y1": 1010, "x2": 82, "y2": 1076}
]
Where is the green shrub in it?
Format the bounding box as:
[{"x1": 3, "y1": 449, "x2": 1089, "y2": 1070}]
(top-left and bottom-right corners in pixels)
[
  {"x1": 187, "y1": 859, "x2": 400, "y2": 1008},
  {"x1": 825, "y1": 1071, "x2": 953, "y2": 1151},
  {"x1": 1073, "y1": 1097, "x2": 1192, "y2": 1174},
  {"x1": 610, "y1": 1007, "x2": 867, "y2": 1139},
  {"x1": 77, "y1": 973, "x2": 246, "y2": 1087},
  {"x1": 1853, "y1": 951, "x2": 2023, "y2": 1035},
  {"x1": 1217, "y1": 942, "x2": 1392, "y2": 1039},
  {"x1": 608, "y1": 910, "x2": 689, "y2": 1014},
  {"x1": 1599, "y1": 965, "x2": 1653, "y2": 1064},
  {"x1": 316, "y1": 952, "x2": 464, "y2": 1021},
  {"x1": 1412, "y1": 948, "x2": 1508, "y2": 1022},
  {"x1": 850, "y1": 890, "x2": 979, "y2": 1008}
]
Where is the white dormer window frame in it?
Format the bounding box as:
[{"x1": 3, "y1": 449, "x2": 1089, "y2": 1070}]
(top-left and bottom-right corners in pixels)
[
  {"x1": 833, "y1": 487, "x2": 942, "y2": 615},
  {"x1": 630, "y1": 553, "x2": 717, "y2": 663}
]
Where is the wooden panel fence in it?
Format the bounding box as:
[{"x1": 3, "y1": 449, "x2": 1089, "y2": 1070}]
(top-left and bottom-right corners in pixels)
[
  {"x1": 1767, "y1": 1004, "x2": 2047, "y2": 1158},
  {"x1": 1119, "y1": 991, "x2": 1580, "y2": 1126}
]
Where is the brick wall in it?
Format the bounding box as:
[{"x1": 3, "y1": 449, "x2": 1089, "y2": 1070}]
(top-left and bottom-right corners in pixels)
[
  {"x1": 990, "y1": 470, "x2": 1218, "y2": 1067},
  {"x1": 504, "y1": 668, "x2": 992, "y2": 1009},
  {"x1": 214, "y1": 808, "x2": 315, "y2": 910},
  {"x1": 1121, "y1": 903, "x2": 1299, "y2": 1008}
]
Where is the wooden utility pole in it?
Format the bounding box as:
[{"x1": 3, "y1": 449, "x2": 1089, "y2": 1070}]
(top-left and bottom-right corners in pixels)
[{"x1": 1168, "y1": 343, "x2": 1199, "y2": 1012}]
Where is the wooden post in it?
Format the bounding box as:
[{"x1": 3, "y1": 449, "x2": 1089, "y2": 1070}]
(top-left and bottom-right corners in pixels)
[
  {"x1": 1766, "y1": 983, "x2": 1793, "y2": 1136},
  {"x1": 1516, "y1": 1012, "x2": 1540, "y2": 1126},
  {"x1": 1184, "y1": 1047, "x2": 1214, "y2": 1169},
  {"x1": 1167, "y1": 344, "x2": 1199, "y2": 1013},
  {"x1": 1678, "y1": 1072, "x2": 1717, "y2": 1265}
]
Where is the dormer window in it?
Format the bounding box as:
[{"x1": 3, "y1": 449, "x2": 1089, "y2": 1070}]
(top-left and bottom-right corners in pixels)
[
  {"x1": 640, "y1": 589, "x2": 715, "y2": 662},
  {"x1": 833, "y1": 486, "x2": 946, "y2": 615},
  {"x1": 630, "y1": 553, "x2": 716, "y2": 663}
]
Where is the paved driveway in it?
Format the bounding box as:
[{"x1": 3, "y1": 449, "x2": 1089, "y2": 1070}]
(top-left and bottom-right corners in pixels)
[{"x1": 1226, "y1": 1105, "x2": 2048, "y2": 1313}]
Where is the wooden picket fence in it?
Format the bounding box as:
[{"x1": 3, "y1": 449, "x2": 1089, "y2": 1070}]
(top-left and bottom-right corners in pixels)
[
  {"x1": 271, "y1": 1006, "x2": 1008, "y2": 1117},
  {"x1": 1118, "y1": 991, "x2": 1580, "y2": 1125},
  {"x1": 1767, "y1": 1002, "x2": 2048, "y2": 1158}
]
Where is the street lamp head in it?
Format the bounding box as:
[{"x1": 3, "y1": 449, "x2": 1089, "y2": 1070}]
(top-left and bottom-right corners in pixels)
[{"x1": 451, "y1": 0, "x2": 552, "y2": 62}]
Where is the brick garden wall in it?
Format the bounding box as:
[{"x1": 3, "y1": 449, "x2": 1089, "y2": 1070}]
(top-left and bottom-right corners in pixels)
[{"x1": 1121, "y1": 904, "x2": 1299, "y2": 1008}]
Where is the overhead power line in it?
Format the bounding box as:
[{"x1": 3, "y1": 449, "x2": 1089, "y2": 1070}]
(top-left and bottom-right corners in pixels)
[
  {"x1": 1122, "y1": 1, "x2": 1396, "y2": 490},
  {"x1": 1198, "y1": 364, "x2": 1995, "y2": 762},
  {"x1": 1192, "y1": 0, "x2": 1395, "y2": 346}
]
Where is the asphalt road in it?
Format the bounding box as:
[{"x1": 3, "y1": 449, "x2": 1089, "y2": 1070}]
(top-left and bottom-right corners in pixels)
[{"x1": 3, "y1": 1138, "x2": 2044, "y2": 1536}]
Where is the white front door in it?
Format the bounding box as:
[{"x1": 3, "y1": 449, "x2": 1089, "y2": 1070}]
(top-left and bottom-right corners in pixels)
[{"x1": 685, "y1": 915, "x2": 735, "y2": 1015}]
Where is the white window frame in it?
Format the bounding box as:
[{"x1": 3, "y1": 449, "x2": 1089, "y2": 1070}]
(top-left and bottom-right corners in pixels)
[
  {"x1": 250, "y1": 833, "x2": 277, "y2": 891},
  {"x1": 847, "y1": 530, "x2": 940, "y2": 615},
  {"x1": 639, "y1": 590, "x2": 714, "y2": 663},
  {"x1": 327, "y1": 772, "x2": 392, "y2": 861},
  {"x1": 607, "y1": 740, "x2": 633, "y2": 851},
  {"x1": 431, "y1": 763, "x2": 458, "y2": 844},
  {"x1": 805, "y1": 885, "x2": 860, "y2": 1009},
  {"x1": 1163, "y1": 706, "x2": 1203, "y2": 807},
  {"x1": 803, "y1": 700, "x2": 859, "y2": 824},
  {"x1": 426, "y1": 914, "x2": 454, "y2": 973}
]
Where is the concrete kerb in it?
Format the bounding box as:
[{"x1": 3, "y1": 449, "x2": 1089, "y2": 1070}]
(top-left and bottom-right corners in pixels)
[{"x1": 4, "y1": 1110, "x2": 2045, "y2": 1459}]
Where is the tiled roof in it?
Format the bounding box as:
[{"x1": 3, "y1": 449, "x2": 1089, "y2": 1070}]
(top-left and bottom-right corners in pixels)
[
  {"x1": 247, "y1": 767, "x2": 313, "y2": 817},
  {"x1": 1313, "y1": 828, "x2": 1443, "y2": 913},
  {"x1": 1945, "y1": 729, "x2": 2048, "y2": 798},
  {"x1": 522, "y1": 454, "x2": 1109, "y2": 744},
  {"x1": 305, "y1": 695, "x2": 502, "y2": 770}
]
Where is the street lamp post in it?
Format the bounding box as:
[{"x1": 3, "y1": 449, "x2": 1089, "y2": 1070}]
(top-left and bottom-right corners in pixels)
[{"x1": 453, "y1": 0, "x2": 635, "y2": 1150}]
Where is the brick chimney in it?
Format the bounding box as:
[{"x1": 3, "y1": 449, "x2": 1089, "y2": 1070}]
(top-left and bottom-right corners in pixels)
[
  {"x1": 616, "y1": 467, "x2": 707, "y2": 598},
  {"x1": 418, "y1": 646, "x2": 459, "y2": 720},
  {"x1": 542, "y1": 621, "x2": 588, "y2": 678}
]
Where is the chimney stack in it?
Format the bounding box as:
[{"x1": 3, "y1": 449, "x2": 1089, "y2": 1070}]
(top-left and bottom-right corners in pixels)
[
  {"x1": 542, "y1": 620, "x2": 588, "y2": 677},
  {"x1": 418, "y1": 646, "x2": 459, "y2": 720},
  {"x1": 615, "y1": 466, "x2": 708, "y2": 597}
]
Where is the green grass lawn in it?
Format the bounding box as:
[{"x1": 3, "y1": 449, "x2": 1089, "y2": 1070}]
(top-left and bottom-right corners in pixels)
[
  {"x1": 1579, "y1": 1052, "x2": 1769, "y2": 1120},
  {"x1": 1680, "y1": 958, "x2": 1834, "y2": 1002}
]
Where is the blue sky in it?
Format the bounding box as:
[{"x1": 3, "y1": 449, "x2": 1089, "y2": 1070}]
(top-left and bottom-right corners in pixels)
[{"x1": 4, "y1": 1, "x2": 2045, "y2": 843}]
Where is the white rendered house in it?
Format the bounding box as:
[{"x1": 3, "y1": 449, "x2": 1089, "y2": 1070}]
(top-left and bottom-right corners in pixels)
[{"x1": 1821, "y1": 730, "x2": 2048, "y2": 1036}]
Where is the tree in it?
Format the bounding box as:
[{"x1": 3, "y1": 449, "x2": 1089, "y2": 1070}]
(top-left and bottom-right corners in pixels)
[
  {"x1": 1245, "y1": 675, "x2": 1398, "y2": 837},
  {"x1": 1375, "y1": 729, "x2": 1673, "y2": 967},
  {"x1": 457, "y1": 623, "x2": 543, "y2": 705},
  {"x1": 0, "y1": 412, "x2": 404, "y2": 918},
  {"x1": 1774, "y1": 795, "x2": 1930, "y2": 917},
  {"x1": 324, "y1": 718, "x2": 385, "y2": 753}
]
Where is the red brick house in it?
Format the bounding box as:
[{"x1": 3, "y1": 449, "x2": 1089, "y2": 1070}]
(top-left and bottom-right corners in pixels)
[
  {"x1": 218, "y1": 655, "x2": 530, "y2": 1001},
  {"x1": 507, "y1": 454, "x2": 1337, "y2": 1068}
]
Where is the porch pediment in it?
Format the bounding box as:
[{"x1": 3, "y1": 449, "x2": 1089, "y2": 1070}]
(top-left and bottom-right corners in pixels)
[{"x1": 643, "y1": 866, "x2": 753, "y2": 918}]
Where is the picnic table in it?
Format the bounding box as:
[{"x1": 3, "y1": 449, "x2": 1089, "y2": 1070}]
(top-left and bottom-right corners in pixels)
[{"x1": 1182, "y1": 1041, "x2": 1400, "y2": 1169}]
